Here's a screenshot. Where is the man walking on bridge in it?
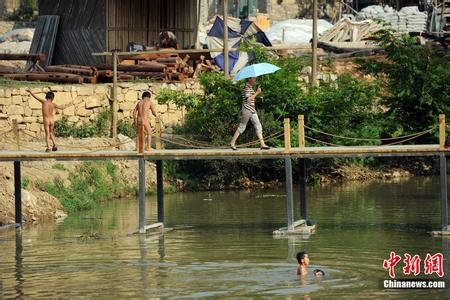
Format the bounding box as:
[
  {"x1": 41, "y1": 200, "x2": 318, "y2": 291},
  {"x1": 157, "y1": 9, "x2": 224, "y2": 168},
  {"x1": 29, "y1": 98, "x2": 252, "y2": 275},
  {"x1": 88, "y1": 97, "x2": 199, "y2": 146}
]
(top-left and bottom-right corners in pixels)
[
  {"x1": 133, "y1": 91, "x2": 160, "y2": 151},
  {"x1": 230, "y1": 77, "x2": 270, "y2": 150}
]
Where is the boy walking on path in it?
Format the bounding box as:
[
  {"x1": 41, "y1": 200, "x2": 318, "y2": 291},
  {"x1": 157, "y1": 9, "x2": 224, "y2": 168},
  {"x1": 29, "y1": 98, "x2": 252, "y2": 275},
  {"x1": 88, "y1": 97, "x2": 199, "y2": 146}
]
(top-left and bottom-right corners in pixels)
[
  {"x1": 133, "y1": 91, "x2": 160, "y2": 151},
  {"x1": 26, "y1": 89, "x2": 68, "y2": 152}
]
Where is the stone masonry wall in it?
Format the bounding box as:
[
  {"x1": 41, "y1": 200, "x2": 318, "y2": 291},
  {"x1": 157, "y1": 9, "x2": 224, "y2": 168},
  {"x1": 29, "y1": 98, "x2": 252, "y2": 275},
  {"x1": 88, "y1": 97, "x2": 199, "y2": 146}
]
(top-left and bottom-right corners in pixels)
[{"x1": 0, "y1": 81, "x2": 201, "y2": 139}]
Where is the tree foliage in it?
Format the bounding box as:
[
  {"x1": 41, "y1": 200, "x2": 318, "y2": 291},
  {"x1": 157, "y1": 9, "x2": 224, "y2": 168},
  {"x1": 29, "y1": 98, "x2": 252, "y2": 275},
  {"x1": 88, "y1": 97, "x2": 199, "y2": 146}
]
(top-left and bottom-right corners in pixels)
[
  {"x1": 157, "y1": 42, "x2": 385, "y2": 189},
  {"x1": 357, "y1": 30, "x2": 450, "y2": 139},
  {"x1": 7, "y1": 0, "x2": 37, "y2": 22}
]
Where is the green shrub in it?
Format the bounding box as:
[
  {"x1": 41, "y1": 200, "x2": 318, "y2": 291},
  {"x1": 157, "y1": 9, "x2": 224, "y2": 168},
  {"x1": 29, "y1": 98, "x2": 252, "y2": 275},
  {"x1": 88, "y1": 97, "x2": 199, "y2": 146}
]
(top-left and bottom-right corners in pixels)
[
  {"x1": 54, "y1": 109, "x2": 110, "y2": 138},
  {"x1": 6, "y1": 0, "x2": 37, "y2": 21},
  {"x1": 40, "y1": 161, "x2": 125, "y2": 212},
  {"x1": 156, "y1": 41, "x2": 383, "y2": 188},
  {"x1": 357, "y1": 30, "x2": 450, "y2": 141},
  {"x1": 117, "y1": 119, "x2": 137, "y2": 138},
  {"x1": 21, "y1": 177, "x2": 30, "y2": 190},
  {"x1": 52, "y1": 163, "x2": 66, "y2": 171}
]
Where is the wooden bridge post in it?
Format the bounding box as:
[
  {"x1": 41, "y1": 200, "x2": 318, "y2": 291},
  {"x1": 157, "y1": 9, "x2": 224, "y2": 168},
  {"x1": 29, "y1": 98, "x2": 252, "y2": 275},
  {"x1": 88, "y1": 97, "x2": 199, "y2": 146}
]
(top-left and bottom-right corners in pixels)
[
  {"x1": 155, "y1": 119, "x2": 164, "y2": 223},
  {"x1": 284, "y1": 118, "x2": 291, "y2": 153},
  {"x1": 157, "y1": 161, "x2": 164, "y2": 223},
  {"x1": 137, "y1": 124, "x2": 144, "y2": 153},
  {"x1": 298, "y1": 115, "x2": 305, "y2": 147},
  {"x1": 439, "y1": 114, "x2": 446, "y2": 150},
  {"x1": 285, "y1": 158, "x2": 294, "y2": 231},
  {"x1": 439, "y1": 154, "x2": 449, "y2": 231},
  {"x1": 14, "y1": 161, "x2": 22, "y2": 225},
  {"x1": 138, "y1": 157, "x2": 146, "y2": 233}
]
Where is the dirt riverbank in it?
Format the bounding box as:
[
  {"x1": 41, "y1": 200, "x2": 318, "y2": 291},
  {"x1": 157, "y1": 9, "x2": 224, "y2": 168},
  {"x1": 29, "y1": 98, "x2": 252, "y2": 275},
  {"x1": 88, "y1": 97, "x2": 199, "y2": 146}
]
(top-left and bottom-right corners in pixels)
[{"x1": 0, "y1": 136, "x2": 158, "y2": 225}]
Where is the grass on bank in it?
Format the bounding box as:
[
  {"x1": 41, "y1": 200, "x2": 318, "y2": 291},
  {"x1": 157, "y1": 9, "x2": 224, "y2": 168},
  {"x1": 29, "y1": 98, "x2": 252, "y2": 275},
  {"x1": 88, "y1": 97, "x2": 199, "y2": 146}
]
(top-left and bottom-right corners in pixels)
[{"x1": 36, "y1": 161, "x2": 127, "y2": 212}]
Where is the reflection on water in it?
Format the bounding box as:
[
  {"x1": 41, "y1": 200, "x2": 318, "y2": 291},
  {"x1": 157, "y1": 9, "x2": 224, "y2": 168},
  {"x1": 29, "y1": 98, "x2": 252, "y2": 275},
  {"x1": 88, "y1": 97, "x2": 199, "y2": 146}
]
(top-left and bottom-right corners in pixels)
[{"x1": 0, "y1": 177, "x2": 449, "y2": 298}]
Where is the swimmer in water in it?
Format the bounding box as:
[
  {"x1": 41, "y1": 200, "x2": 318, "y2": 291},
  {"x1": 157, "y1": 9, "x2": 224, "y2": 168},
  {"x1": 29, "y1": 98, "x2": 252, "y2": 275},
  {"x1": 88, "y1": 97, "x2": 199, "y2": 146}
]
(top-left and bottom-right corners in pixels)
[
  {"x1": 297, "y1": 251, "x2": 325, "y2": 277},
  {"x1": 297, "y1": 251, "x2": 309, "y2": 276}
]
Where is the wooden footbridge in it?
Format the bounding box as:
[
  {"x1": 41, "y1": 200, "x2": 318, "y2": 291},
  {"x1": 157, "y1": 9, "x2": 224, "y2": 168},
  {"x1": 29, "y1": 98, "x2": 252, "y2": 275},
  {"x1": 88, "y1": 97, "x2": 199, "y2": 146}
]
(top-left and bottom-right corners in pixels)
[{"x1": 1, "y1": 115, "x2": 449, "y2": 235}]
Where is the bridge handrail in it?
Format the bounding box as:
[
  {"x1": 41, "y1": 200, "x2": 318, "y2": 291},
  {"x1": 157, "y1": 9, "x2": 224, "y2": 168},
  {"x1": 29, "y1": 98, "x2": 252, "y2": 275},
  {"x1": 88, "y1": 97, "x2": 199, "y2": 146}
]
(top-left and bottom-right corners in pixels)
[
  {"x1": 157, "y1": 130, "x2": 285, "y2": 149},
  {"x1": 303, "y1": 125, "x2": 437, "y2": 142},
  {"x1": 305, "y1": 128, "x2": 435, "y2": 147}
]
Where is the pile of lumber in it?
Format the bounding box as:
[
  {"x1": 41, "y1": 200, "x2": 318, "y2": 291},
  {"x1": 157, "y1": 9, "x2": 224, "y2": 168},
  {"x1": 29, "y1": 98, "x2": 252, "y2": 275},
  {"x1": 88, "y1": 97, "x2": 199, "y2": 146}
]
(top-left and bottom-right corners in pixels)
[
  {"x1": 0, "y1": 51, "x2": 221, "y2": 84},
  {"x1": 106, "y1": 54, "x2": 190, "y2": 82},
  {"x1": 117, "y1": 51, "x2": 218, "y2": 81},
  {"x1": 319, "y1": 19, "x2": 384, "y2": 43},
  {"x1": 193, "y1": 55, "x2": 221, "y2": 78},
  {"x1": 0, "y1": 53, "x2": 91, "y2": 84}
]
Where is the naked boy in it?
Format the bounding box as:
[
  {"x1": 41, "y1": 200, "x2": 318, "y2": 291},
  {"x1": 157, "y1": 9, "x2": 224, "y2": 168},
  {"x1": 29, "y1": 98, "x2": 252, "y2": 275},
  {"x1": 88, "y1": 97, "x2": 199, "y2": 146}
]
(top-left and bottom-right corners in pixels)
[
  {"x1": 26, "y1": 89, "x2": 68, "y2": 152},
  {"x1": 133, "y1": 91, "x2": 159, "y2": 151}
]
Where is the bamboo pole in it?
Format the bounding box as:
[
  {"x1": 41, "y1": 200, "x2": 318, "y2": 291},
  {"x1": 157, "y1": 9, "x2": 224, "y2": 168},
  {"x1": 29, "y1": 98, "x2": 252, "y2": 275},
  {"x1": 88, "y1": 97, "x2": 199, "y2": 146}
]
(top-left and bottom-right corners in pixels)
[
  {"x1": 223, "y1": 0, "x2": 229, "y2": 77},
  {"x1": 12, "y1": 119, "x2": 20, "y2": 150},
  {"x1": 284, "y1": 118, "x2": 291, "y2": 152},
  {"x1": 439, "y1": 114, "x2": 446, "y2": 150},
  {"x1": 155, "y1": 119, "x2": 162, "y2": 150},
  {"x1": 311, "y1": 0, "x2": 318, "y2": 86},
  {"x1": 298, "y1": 115, "x2": 305, "y2": 147},
  {"x1": 112, "y1": 50, "x2": 118, "y2": 138},
  {"x1": 137, "y1": 124, "x2": 144, "y2": 153}
]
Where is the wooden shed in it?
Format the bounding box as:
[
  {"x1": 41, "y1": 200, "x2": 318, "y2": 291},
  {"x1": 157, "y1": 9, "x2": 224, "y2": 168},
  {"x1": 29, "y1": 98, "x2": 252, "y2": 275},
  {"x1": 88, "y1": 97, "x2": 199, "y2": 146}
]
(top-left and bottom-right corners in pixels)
[{"x1": 37, "y1": 0, "x2": 199, "y2": 65}]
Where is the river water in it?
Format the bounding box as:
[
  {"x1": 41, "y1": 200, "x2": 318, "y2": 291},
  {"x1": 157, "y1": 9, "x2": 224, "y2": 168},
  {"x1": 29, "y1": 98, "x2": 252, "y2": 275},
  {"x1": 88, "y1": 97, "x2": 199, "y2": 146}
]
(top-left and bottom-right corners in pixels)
[{"x1": 1, "y1": 177, "x2": 449, "y2": 298}]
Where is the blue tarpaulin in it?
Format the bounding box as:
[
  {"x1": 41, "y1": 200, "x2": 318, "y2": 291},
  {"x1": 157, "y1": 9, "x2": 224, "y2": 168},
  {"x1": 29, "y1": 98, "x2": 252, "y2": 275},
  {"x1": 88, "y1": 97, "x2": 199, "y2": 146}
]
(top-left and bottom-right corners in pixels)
[{"x1": 206, "y1": 16, "x2": 271, "y2": 74}]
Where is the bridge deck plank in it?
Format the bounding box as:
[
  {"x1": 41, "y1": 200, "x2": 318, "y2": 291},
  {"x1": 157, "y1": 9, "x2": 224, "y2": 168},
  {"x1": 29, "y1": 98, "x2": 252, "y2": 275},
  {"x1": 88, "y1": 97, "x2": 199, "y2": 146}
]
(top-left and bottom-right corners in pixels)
[{"x1": 0, "y1": 145, "x2": 448, "y2": 161}]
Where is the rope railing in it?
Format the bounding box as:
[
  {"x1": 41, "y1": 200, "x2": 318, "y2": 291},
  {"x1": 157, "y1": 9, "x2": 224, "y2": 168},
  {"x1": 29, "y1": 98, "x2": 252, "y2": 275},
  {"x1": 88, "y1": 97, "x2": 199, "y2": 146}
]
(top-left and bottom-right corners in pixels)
[
  {"x1": 0, "y1": 113, "x2": 446, "y2": 153},
  {"x1": 154, "y1": 130, "x2": 284, "y2": 149},
  {"x1": 304, "y1": 124, "x2": 436, "y2": 142},
  {"x1": 304, "y1": 128, "x2": 435, "y2": 148}
]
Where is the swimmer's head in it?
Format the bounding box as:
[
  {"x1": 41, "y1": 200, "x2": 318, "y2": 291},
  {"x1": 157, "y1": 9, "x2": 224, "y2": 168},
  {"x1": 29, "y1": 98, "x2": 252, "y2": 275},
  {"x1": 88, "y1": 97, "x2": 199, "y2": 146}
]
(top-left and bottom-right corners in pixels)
[
  {"x1": 296, "y1": 251, "x2": 309, "y2": 266},
  {"x1": 313, "y1": 269, "x2": 325, "y2": 277}
]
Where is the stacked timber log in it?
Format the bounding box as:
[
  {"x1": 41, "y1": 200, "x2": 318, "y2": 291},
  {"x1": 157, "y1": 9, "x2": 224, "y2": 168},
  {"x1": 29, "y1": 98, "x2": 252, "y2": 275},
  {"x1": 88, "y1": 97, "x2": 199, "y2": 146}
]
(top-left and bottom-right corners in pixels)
[
  {"x1": 0, "y1": 51, "x2": 220, "y2": 84},
  {"x1": 318, "y1": 19, "x2": 384, "y2": 53},
  {"x1": 0, "y1": 53, "x2": 88, "y2": 84},
  {"x1": 95, "y1": 61, "x2": 168, "y2": 82},
  {"x1": 45, "y1": 65, "x2": 98, "y2": 83},
  {"x1": 319, "y1": 19, "x2": 384, "y2": 43},
  {"x1": 0, "y1": 53, "x2": 45, "y2": 76},
  {"x1": 116, "y1": 54, "x2": 198, "y2": 82},
  {"x1": 193, "y1": 55, "x2": 221, "y2": 78}
]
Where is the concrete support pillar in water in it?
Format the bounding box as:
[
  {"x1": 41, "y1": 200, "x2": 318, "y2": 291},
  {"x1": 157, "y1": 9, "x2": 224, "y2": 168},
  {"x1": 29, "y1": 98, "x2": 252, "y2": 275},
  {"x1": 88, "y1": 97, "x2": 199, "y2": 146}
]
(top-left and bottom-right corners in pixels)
[
  {"x1": 299, "y1": 158, "x2": 307, "y2": 220},
  {"x1": 157, "y1": 160, "x2": 164, "y2": 223},
  {"x1": 439, "y1": 154, "x2": 448, "y2": 231},
  {"x1": 285, "y1": 158, "x2": 294, "y2": 231},
  {"x1": 14, "y1": 161, "x2": 21, "y2": 226},
  {"x1": 138, "y1": 157, "x2": 146, "y2": 233}
]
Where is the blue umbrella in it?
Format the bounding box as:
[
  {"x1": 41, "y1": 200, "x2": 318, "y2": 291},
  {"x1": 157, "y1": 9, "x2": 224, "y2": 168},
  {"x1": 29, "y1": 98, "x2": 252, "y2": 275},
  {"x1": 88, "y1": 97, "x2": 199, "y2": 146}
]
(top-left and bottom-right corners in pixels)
[{"x1": 233, "y1": 63, "x2": 281, "y2": 81}]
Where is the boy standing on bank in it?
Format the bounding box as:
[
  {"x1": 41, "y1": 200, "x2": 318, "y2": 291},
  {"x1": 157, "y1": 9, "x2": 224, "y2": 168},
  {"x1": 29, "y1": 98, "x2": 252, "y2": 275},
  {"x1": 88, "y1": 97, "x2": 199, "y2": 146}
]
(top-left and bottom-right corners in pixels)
[
  {"x1": 26, "y1": 89, "x2": 68, "y2": 152},
  {"x1": 133, "y1": 91, "x2": 160, "y2": 151}
]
